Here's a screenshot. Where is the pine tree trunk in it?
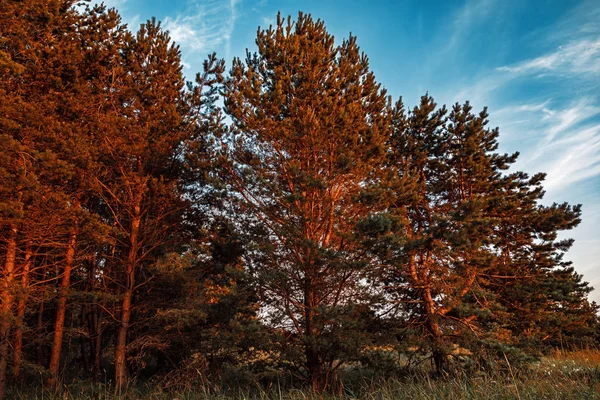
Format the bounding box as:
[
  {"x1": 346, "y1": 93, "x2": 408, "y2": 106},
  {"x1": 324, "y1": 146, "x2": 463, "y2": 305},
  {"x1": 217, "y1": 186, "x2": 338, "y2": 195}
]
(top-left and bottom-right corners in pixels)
[
  {"x1": 35, "y1": 296, "x2": 45, "y2": 366},
  {"x1": 93, "y1": 316, "x2": 102, "y2": 376},
  {"x1": 47, "y1": 230, "x2": 77, "y2": 387},
  {"x1": 86, "y1": 255, "x2": 102, "y2": 376},
  {"x1": 13, "y1": 243, "x2": 32, "y2": 379},
  {"x1": 114, "y1": 288, "x2": 132, "y2": 388},
  {"x1": 304, "y1": 278, "x2": 324, "y2": 392},
  {"x1": 428, "y1": 320, "x2": 447, "y2": 375},
  {"x1": 306, "y1": 345, "x2": 323, "y2": 392},
  {"x1": 80, "y1": 306, "x2": 89, "y2": 372},
  {"x1": 115, "y1": 209, "x2": 141, "y2": 389},
  {"x1": 91, "y1": 304, "x2": 102, "y2": 376},
  {"x1": 425, "y1": 311, "x2": 447, "y2": 374},
  {"x1": 0, "y1": 226, "x2": 18, "y2": 400},
  {"x1": 423, "y1": 282, "x2": 447, "y2": 375}
]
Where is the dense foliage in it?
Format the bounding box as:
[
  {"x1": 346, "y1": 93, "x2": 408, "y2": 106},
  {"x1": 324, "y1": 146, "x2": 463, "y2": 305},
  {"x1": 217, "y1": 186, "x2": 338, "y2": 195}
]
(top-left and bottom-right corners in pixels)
[{"x1": 0, "y1": 2, "x2": 598, "y2": 397}]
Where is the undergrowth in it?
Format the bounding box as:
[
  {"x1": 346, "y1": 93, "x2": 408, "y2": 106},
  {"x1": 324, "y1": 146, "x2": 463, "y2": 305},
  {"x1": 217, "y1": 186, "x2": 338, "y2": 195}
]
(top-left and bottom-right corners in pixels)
[{"x1": 8, "y1": 350, "x2": 600, "y2": 399}]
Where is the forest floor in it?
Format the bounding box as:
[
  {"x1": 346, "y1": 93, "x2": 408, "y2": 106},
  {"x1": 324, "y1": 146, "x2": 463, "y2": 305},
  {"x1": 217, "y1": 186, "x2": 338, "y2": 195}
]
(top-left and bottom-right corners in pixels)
[{"x1": 9, "y1": 349, "x2": 600, "y2": 399}]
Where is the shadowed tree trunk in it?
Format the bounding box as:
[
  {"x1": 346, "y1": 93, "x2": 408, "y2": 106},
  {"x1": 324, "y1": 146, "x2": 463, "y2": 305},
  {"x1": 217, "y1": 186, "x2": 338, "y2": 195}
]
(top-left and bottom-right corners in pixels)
[
  {"x1": 35, "y1": 296, "x2": 45, "y2": 366},
  {"x1": 93, "y1": 308, "x2": 102, "y2": 376},
  {"x1": 47, "y1": 229, "x2": 77, "y2": 387},
  {"x1": 0, "y1": 226, "x2": 18, "y2": 399},
  {"x1": 426, "y1": 316, "x2": 447, "y2": 374},
  {"x1": 115, "y1": 203, "x2": 141, "y2": 389},
  {"x1": 80, "y1": 305, "x2": 89, "y2": 372},
  {"x1": 13, "y1": 243, "x2": 32, "y2": 379},
  {"x1": 89, "y1": 258, "x2": 103, "y2": 377},
  {"x1": 304, "y1": 279, "x2": 325, "y2": 391}
]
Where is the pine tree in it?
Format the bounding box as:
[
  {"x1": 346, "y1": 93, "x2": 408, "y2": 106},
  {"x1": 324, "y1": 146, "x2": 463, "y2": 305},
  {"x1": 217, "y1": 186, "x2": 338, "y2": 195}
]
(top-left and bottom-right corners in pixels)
[
  {"x1": 223, "y1": 13, "x2": 391, "y2": 390},
  {"x1": 376, "y1": 95, "x2": 595, "y2": 372},
  {"x1": 88, "y1": 18, "x2": 190, "y2": 388}
]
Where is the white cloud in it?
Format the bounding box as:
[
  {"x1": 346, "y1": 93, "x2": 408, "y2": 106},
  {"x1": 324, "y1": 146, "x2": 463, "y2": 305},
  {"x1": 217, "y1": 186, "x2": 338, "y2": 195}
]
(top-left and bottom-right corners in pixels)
[
  {"x1": 252, "y1": 0, "x2": 268, "y2": 13},
  {"x1": 163, "y1": 0, "x2": 238, "y2": 56},
  {"x1": 498, "y1": 38, "x2": 600, "y2": 77},
  {"x1": 127, "y1": 14, "x2": 140, "y2": 31},
  {"x1": 541, "y1": 100, "x2": 600, "y2": 141},
  {"x1": 541, "y1": 124, "x2": 600, "y2": 192},
  {"x1": 444, "y1": 0, "x2": 497, "y2": 52},
  {"x1": 492, "y1": 98, "x2": 600, "y2": 190},
  {"x1": 535, "y1": 0, "x2": 600, "y2": 44}
]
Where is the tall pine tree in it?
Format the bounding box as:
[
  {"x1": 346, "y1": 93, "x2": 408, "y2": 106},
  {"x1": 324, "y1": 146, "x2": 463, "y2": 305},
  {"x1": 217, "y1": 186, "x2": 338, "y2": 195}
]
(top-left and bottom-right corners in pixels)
[
  {"x1": 373, "y1": 95, "x2": 595, "y2": 371},
  {"x1": 224, "y1": 13, "x2": 391, "y2": 390}
]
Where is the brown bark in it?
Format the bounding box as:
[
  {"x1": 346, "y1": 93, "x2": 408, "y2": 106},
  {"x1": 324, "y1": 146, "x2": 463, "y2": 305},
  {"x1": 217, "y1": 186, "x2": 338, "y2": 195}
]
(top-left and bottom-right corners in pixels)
[
  {"x1": 92, "y1": 307, "x2": 102, "y2": 376},
  {"x1": 47, "y1": 230, "x2": 77, "y2": 387},
  {"x1": 0, "y1": 226, "x2": 18, "y2": 399},
  {"x1": 306, "y1": 347, "x2": 324, "y2": 392},
  {"x1": 35, "y1": 295, "x2": 45, "y2": 366},
  {"x1": 115, "y1": 205, "x2": 141, "y2": 389},
  {"x1": 13, "y1": 243, "x2": 32, "y2": 379},
  {"x1": 304, "y1": 276, "x2": 326, "y2": 392},
  {"x1": 80, "y1": 306, "x2": 89, "y2": 372},
  {"x1": 86, "y1": 255, "x2": 103, "y2": 376},
  {"x1": 426, "y1": 317, "x2": 447, "y2": 374},
  {"x1": 423, "y1": 283, "x2": 447, "y2": 374},
  {"x1": 90, "y1": 300, "x2": 103, "y2": 376},
  {"x1": 114, "y1": 287, "x2": 132, "y2": 388}
]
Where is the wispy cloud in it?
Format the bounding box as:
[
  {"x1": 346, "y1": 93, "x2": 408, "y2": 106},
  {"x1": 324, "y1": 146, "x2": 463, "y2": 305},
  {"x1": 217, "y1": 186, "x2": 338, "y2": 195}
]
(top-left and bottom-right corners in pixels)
[
  {"x1": 498, "y1": 38, "x2": 600, "y2": 77},
  {"x1": 541, "y1": 101, "x2": 600, "y2": 141},
  {"x1": 163, "y1": 0, "x2": 238, "y2": 57},
  {"x1": 492, "y1": 98, "x2": 600, "y2": 191},
  {"x1": 444, "y1": 0, "x2": 496, "y2": 52},
  {"x1": 495, "y1": 99, "x2": 600, "y2": 299},
  {"x1": 252, "y1": 0, "x2": 268, "y2": 13},
  {"x1": 541, "y1": 124, "x2": 600, "y2": 192},
  {"x1": 440, "y1": 3, "x2": 600, "y2": 194},
  {"x1": 419, "y1": 0, "x2": 499, "y2": 94},
  {"x1": 432, "y1": 2, "x2": 600, "y2": 302},
  {"x1": 533, "y1": 0, "x2": 600, "y2": 45}
]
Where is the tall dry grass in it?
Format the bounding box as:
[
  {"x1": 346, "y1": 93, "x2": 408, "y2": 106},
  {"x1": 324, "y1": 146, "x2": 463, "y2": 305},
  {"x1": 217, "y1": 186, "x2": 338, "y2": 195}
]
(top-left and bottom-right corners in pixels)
[{"x1": 8, "y1": 349, "x2": 600, "y2": 399}]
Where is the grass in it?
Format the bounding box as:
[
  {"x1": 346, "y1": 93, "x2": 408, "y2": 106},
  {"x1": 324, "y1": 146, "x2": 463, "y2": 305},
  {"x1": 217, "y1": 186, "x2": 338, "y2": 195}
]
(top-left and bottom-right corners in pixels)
[{"x1": 8, "y1": 350, "x2": 600, "y2": 399}]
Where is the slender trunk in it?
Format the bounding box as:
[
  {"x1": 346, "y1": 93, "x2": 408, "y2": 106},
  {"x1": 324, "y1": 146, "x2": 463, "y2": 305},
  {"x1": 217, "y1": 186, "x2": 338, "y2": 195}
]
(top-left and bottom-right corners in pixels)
[
  {"x1": 80, "y1": 306, "x2": 89, "y2": 372},
  {"x1": 0, "y1": 226, "x2": 18, "y2": 399},
  {"x1": 47, "y1": 230, "x2": 77, "y2": 387},
  {"x1": 86, "y1": 255, "x2": 102, "y2": 376},
  {"x1": 115, "y1": 208, "x2": 141, "y2": 389},
  {"x1": 13, "y1": 243, "x2": 32, "y2": 379},
  {"x1": 423, "y1": 284, "x2": 446, "y2": 374},
  {"x1": 114, "y1": 285, "x2": 132, "y2": 388},
  {"x1": 35, "y1": 295, "x2": 45, "y2": 366},
  {"x1": 427, "y1": 317, "x2": 447, "y2": 374},
  {"x1": 304, "y1": 278, "x2": 324, "y2": 392},
  {"x1": 92, "y1": 305, "x2": 102, "y2": 376}
]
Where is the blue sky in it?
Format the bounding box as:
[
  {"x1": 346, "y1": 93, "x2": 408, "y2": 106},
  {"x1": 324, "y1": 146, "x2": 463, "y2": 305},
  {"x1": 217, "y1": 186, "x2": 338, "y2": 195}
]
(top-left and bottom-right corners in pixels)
[{"x1": 101, "y1": 0, "x2": 600, "y2": 302}]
